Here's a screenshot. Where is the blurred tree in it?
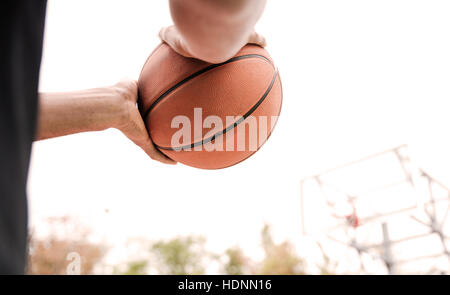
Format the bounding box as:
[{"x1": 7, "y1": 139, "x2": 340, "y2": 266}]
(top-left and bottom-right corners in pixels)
[
  {"x1": 222, "y1": 246, "x2": 250, "y2": 275},
  {"x1": 27, "y1": 228, "x2": 104, "y2": 275},
  {"x1": 256, "y1": 224, "x2": 306, "y2": 275},
  {"x1": 120, "y1": 260, "x2": 148, "y2": 275},
  {"x1": 28, "y1": 217, "x2": 336, "y2": 275},
  {"x1": 150, "y1": 236, "x2": 207, "y2": 275}
]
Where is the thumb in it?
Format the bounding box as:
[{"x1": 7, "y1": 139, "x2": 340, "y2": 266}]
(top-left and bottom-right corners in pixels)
[{"x1": 248, "y1": 31, "x2": 267, "y2": 48}]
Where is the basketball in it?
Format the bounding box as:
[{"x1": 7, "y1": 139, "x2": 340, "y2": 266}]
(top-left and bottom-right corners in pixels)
[{"x1": 138, "y1": 43, "x2": 282, "y2": 169}]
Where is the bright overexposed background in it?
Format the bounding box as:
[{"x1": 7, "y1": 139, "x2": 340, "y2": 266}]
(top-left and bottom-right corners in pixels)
[{"x1": 28, "y1": 0, "x2": 450, "y2": 273}]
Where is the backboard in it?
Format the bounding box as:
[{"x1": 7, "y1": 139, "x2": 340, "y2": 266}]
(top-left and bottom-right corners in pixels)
[{"x1": 300, "y1": 145, "x2": 450, "y2": 274}]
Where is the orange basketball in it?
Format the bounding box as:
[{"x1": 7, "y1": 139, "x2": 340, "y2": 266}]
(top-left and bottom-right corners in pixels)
[{"x1": 138, "y1": 43, "x2": 282, "y2": 169}]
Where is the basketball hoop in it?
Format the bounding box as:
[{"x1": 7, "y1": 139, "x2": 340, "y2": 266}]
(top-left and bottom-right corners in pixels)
[{"x1": 326, "y1": 194, "x2": 360, "y2": 228}]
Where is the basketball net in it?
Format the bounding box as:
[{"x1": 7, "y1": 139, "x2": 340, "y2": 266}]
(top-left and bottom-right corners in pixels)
[{"x1": 326, "y1": 196, "x2": 359, "y2": 228}]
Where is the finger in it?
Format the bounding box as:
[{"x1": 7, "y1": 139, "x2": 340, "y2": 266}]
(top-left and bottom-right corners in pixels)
[
  {"x1": 122, "y1": 105, "x2": 177, "y2": 165},
  {"x1": 131, "y1": 121, "x2": 176, "y2": 164},
  {"x1": 158, "y1": 26, "x2": 169, "y2": 42},
  {"x1": 158, "y1": 26, "x2": 193, "y2": 58},
  {"x1": 139, "y1": 137, "x2": 177, "y2": 165},
  {"x1": 128, "y1": 129, "x2": 177, "y2": 165},
  {"x1": 248, "y1": 31, "x2": 267, "y2": 47}
]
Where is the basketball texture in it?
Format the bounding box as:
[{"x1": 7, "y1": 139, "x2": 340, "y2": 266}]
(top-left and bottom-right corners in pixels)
[{"x1": 138, "y1": 43, "x2": 282, "y2": 169}]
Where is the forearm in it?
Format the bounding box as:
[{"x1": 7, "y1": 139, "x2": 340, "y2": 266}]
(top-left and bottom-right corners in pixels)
[
  {"x1": 169, "y1": 0, "x2": 266, "y2": 63},
  {"x1": 36, "y1": 87, "x2": 124, "y2": 140}
]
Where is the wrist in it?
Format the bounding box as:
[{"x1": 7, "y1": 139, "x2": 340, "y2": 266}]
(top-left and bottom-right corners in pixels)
[
  {"x1": 107, "y1": 80, "x2": 139, "y2": 132},
  {"x1": 77, "y1": 86, "x2": 127, "y2": 132},
  {"x1": 104, "y1": 86, "x2": 129, "y2": 131}
]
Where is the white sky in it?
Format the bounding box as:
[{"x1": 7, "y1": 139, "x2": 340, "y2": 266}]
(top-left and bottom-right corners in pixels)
[{"x1": 28, "y1": 0, "x2": 450, "y2": 273}]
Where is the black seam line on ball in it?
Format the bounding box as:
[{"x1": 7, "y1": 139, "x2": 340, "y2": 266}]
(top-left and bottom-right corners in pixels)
[
  {"x1": 143, "y1": 54, "x2": 274, "y2": 120},
  {"x1": 157, "y1": 68, "x2": 278, "y2": 151}
]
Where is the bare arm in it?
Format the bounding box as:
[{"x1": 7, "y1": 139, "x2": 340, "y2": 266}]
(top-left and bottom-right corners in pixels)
[
  {"x1": 37, "y1": 80, "x2": 175, "y2": 165},
  {"x1": 160, "y1": 0, "x2": 267, "y2": 63}
]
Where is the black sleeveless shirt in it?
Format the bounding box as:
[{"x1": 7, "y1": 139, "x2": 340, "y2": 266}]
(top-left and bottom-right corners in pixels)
[{"x1": 0, "y1": 0, "x2": 47, "y2": 274}]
